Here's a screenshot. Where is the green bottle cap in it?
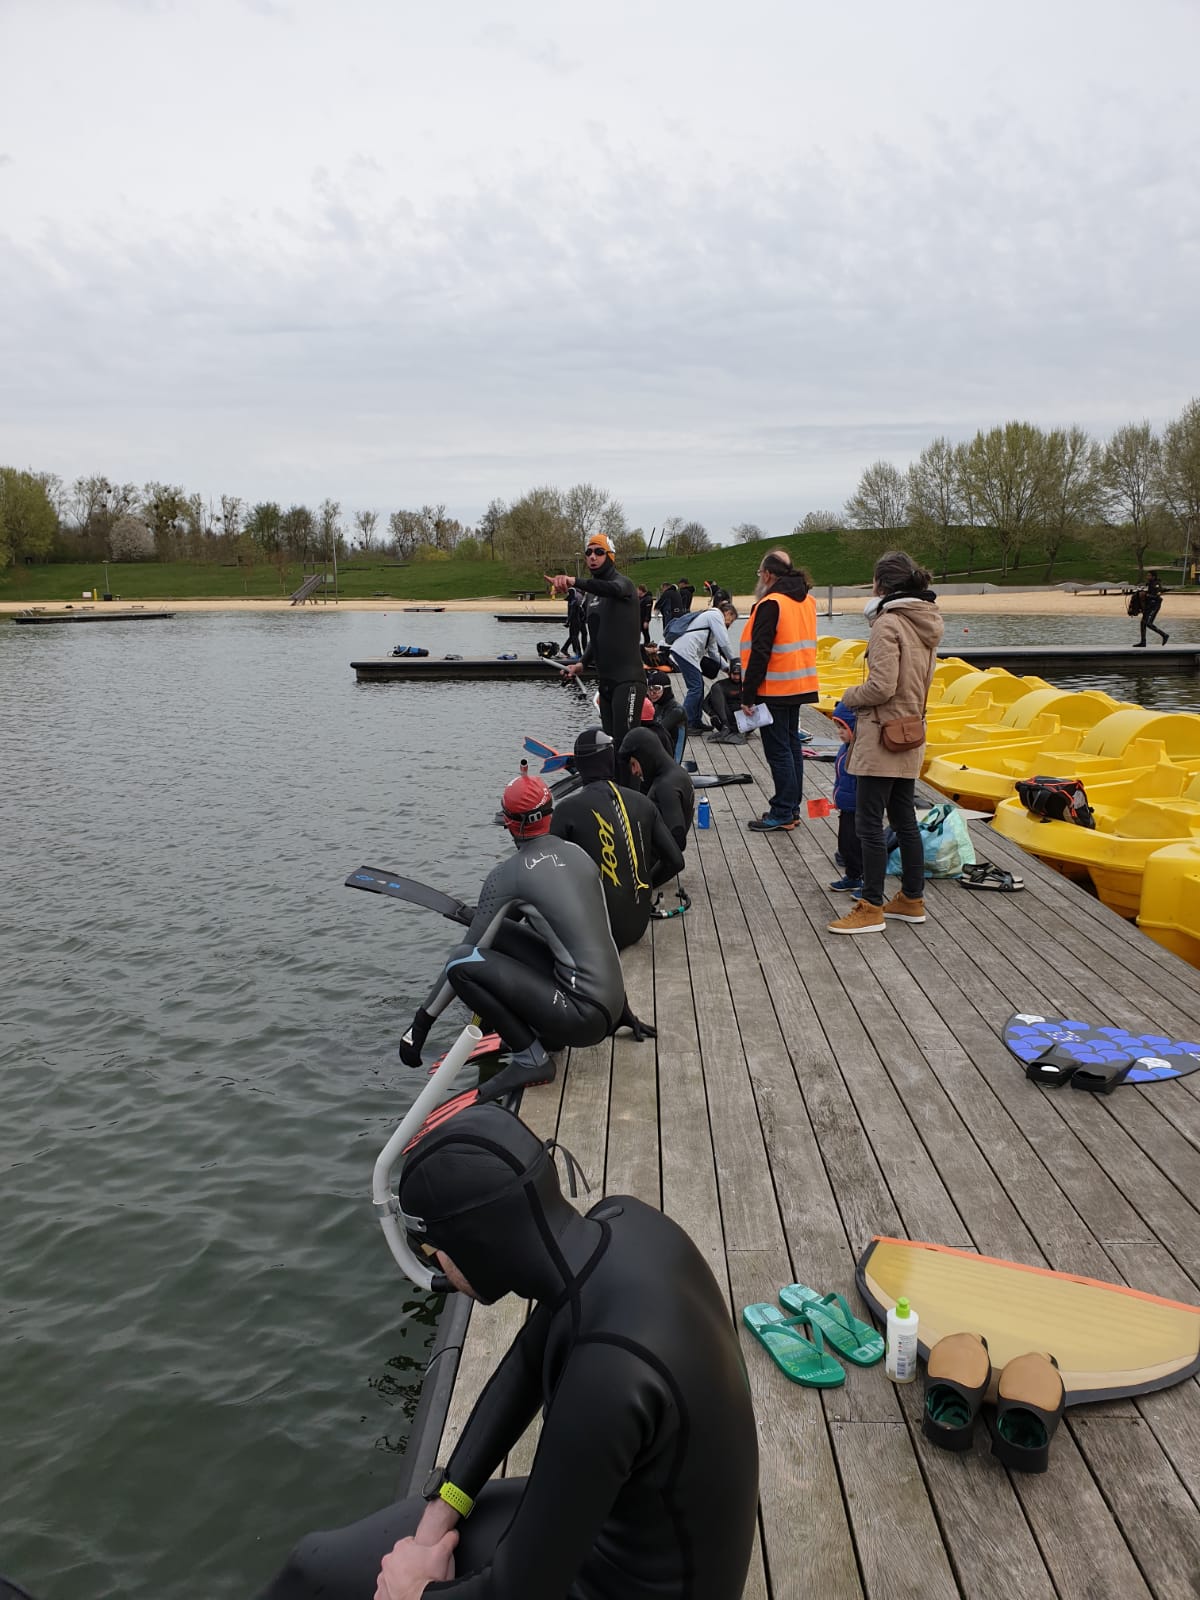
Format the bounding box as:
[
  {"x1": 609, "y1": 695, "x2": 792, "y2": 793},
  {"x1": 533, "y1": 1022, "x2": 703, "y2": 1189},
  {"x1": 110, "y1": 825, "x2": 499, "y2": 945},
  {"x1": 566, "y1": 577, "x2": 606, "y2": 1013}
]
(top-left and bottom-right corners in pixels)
[{"x1": 897, "y1": 1298, "x2": 910, "y2": 1318}]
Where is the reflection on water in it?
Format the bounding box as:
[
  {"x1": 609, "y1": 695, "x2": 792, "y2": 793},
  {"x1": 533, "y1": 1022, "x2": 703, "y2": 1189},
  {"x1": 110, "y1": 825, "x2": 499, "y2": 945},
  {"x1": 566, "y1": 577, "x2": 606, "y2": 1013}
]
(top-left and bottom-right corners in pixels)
[{"x1": 0, "y1": 610, "x2": 588, "y2": 1599}]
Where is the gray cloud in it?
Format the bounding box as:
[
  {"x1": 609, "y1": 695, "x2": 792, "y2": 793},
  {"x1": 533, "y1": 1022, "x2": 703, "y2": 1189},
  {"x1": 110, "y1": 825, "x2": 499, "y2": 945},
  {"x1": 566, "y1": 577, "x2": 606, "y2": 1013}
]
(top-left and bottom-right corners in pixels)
[{"x1": 1, "y1": 1, "x2": 1197, "y2": 535}]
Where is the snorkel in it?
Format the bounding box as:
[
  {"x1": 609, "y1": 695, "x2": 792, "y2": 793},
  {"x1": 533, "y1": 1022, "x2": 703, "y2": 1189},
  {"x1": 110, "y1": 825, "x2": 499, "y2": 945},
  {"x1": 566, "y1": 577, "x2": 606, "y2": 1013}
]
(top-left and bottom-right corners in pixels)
[{"x1": 372, "y1": 1022, "x2": 483, "y2": 1292}]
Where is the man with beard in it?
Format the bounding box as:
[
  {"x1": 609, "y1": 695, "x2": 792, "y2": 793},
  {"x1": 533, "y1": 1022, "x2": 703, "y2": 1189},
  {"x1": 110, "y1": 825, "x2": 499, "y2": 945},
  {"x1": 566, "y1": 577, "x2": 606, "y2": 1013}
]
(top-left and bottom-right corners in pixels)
[{"x1": 739, "y1": 549, "x2": 819, "y2": 832}]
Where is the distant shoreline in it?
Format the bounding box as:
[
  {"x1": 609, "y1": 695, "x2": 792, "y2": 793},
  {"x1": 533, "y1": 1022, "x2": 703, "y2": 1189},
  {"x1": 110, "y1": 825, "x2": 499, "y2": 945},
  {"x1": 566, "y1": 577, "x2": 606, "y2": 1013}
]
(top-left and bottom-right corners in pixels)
[{"x1": 4, "y1": 591, "x2": 1200, "y2": 619}]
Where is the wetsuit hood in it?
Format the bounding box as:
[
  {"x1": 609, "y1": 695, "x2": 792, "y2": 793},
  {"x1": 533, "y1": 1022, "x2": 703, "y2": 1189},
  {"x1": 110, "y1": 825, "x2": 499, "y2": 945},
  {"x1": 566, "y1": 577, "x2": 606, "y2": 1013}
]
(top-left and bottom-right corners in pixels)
[
  {"x1": 618, "y1": 725, "x2": 673, "y2": 784},
  {"x1": 398, "y1": 1102, "x2": 598, "y2": 1304}
]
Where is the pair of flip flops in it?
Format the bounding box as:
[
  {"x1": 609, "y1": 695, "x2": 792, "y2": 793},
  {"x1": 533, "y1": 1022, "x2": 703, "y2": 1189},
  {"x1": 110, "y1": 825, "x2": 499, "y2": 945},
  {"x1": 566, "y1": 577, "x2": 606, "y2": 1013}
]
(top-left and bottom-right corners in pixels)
[
  {"x1": 742, "y1": 1284, "x2": 884, "y2": 1389},
  {"x1": 1025, "y1": 1046, "x2": 1130, "y2": 1093},
  {"x1": 923, "y1": 1334, "x2": 1065, "y2": 1473},
  {"x1": 960, "y1": 861, "x2": 1024, "y2": 892}
]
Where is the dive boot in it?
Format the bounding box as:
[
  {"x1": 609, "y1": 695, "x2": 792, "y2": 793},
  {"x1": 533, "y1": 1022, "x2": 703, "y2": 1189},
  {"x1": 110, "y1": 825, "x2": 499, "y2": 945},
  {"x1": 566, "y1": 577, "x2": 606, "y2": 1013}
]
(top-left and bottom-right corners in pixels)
[
  {"x1": 922, "y1": 1332, "x2": 990, "y2": 1451},
  {"x1": 989, "y1": 1352, "x2": 1065, "y2": 1473}
]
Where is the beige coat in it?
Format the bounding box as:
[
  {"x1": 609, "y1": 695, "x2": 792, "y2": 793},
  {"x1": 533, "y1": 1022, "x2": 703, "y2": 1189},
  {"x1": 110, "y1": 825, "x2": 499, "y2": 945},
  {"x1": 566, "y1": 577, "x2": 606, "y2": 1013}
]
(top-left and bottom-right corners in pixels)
[{"x1": 841, "y1": 599, "x2": 945, "y2": 778}]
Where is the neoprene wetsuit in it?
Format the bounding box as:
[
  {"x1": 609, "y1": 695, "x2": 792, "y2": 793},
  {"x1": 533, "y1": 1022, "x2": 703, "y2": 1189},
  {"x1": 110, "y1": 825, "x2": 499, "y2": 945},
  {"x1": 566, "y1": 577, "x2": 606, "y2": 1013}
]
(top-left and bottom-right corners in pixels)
[
  {"x1": 419, "y1": 838, "x2": 626, "y2": 1054},
  {"x1": 618, "y1": 727, "x2": 695, "y2": 853},
  {"x1": 577, "y1": 558, "x2": 645, "y2": 754},
  {"x1": 259, "y1": 1103, "x2": 760, "y2": 1600},
  {"x1": 550, "y1": 779, "x2": 685, "y2": 947}
]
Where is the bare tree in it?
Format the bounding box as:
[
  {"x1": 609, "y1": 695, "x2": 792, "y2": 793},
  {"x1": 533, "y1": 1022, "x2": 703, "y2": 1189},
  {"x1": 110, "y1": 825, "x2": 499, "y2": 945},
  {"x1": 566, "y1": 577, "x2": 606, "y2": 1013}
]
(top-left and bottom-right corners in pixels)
[
  {"x1": 1101, "y1": 423, "x2": 1159, "y2": 572},
  {"x1": 904, "y1": 438, "x2": 962, "y2": 580},
  {"x1": 318, "y1": 499, "x2": 343, "y2": 559},
  {"x1": 142, "y1": 482, "x2": 189, "y2": 559},
  {"x1": 960, "y1": 423, "x2": 1047, "y2": 577},
  {"x1": 496, "y1": 486, "x2": 573, "y2": 571},
  {"x1": 845, "y1": 461, "x2": 907, "y2": 531},
  {"x1": 793, "y1": 510, "x2": 846, "y2": 535},
  {"x1": 476, "y1": 498, "x2": 507, "y2": 561},
  {"x1": 388, "y1": 509, "x2": 425, "y2": 560},
  {"x1": 732, "y1": 522, "x2": 766, "y2": 543},
  {"x1": 673, "y1": 520, "x2": 712, "y2": 556},
  {"x1": 564, "y1": 483, "x2": 614, "y2": 546},
  {"x1": 1158, "y1": 398, "x2": 1200, "y2": 573},
  {"x1": 1039, "y1": 426, "x2": 1102, "y2": 580},
  {"x1": 353, "y1": 508, "x2": 380, "y2": 553}
]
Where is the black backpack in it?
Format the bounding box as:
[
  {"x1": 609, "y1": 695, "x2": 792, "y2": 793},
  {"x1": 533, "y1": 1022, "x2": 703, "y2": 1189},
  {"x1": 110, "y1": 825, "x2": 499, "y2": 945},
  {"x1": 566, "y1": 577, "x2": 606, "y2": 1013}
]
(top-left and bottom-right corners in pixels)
[
  {"x1": 1127, "y1": 590, "x2": 1143, "y2": 617},
  {"x1": 1015, "y1": 775, "x2": 1096, "y2": 829}
]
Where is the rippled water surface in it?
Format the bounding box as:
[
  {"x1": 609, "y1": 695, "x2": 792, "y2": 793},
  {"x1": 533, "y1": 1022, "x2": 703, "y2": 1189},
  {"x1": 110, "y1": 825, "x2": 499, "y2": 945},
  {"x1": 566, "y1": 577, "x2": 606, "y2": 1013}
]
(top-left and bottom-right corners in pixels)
[
  {"x1": 0, "y1": 611, "x2": 585, "y2": 1599},
  {"x1": 3, "y1": 603, "x2": 1200, "y2": 1598}
]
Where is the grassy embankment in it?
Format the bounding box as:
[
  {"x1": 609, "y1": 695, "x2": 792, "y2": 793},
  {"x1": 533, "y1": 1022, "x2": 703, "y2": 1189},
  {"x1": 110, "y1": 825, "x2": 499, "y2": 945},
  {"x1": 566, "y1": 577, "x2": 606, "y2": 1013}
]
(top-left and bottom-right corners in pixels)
[{"x1": 0, "y1": 531, "x2": 1168, "y2": 606}]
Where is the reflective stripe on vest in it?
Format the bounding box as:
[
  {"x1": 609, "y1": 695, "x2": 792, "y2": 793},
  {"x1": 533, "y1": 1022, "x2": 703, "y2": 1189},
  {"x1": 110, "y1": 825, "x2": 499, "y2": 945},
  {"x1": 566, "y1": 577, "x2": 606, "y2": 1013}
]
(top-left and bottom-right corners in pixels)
[{"x1": 740, "y1": 592, "x2": 819, "y2": 697}]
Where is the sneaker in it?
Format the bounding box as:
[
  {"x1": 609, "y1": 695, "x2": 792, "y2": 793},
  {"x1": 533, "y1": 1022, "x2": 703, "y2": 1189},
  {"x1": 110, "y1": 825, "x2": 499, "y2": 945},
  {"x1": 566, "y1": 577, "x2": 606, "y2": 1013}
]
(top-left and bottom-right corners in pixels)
[
  {"x1": 1163, "y1": 633, "x2": 1170, "y2": 644},
  {"x1": 1132, "y1": 641, "x2": 1147, "y2": 647},
  {"x1": 747, "y1": 813, "x2": 798, "y2": 832},
  {"x1": 829, "y1": 875, "x2": 864, "y2": 892},
  {"x1": 722, "y1": 731, "x2": 748, "y2": 745},
  {"x1": 828, "y1": 901, "x2": 886, "y2": 935},
  {"x1": 882, "y1": 891, "x2": 927, "y2": 923}
]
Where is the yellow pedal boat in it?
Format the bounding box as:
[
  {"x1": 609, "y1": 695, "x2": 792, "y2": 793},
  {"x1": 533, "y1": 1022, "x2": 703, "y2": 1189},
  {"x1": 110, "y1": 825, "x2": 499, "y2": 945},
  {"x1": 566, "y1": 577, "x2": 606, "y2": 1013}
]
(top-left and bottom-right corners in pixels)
[
  {"x1": 1138, "y1": 843, "x2": 1200, "y2": 968},
  {"x1": 924, "y1": 702, "x2": 1200, "y2": 813},
  {"x1": 992, "y1": 763, "x2": 1200, "y2": 917}
]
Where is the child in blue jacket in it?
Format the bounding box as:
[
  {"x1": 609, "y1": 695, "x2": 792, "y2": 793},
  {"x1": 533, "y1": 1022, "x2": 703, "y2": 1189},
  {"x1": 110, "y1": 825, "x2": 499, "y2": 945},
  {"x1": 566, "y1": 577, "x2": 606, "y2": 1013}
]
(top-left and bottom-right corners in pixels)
[{"x1": 830, "y1": 700, "x2": 862, "y2": 892}]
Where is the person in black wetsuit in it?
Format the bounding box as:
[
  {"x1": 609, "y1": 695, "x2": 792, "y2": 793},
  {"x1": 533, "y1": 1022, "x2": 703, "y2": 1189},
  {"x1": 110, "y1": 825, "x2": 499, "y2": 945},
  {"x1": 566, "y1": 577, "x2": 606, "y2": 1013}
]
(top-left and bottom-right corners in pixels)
[
  {"x1": 645, "y1": 669, "x2": 688, "y2": 762},
  {"x1": 618, "y1": 726, "x2": 695, "y2": 854},
  {"x1": 549, "y1": 728, "x2": 684, "y2": 947},
  {"x1": 397, "y1": 774, "x2": 652, "y2": 1102},
  {"x1": 565, "y1": 586, "x2": 589, "y2": 657},
  {"x1": 257, "y1": 1099, "x2": 759, "y2": 1600},
  {"x1": 546, "y1": 536, "x2": 645, "y2": 755},
  {"x1": 636, "y1": 584, "x2": 653, "y2": 646}
]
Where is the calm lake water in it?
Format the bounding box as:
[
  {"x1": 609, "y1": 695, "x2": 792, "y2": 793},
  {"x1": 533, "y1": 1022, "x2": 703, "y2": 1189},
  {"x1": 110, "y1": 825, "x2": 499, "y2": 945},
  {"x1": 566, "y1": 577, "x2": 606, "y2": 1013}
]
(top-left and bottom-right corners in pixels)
[{"x1": 2, "y1": 601, "x2": 1199, "y2": 1599}]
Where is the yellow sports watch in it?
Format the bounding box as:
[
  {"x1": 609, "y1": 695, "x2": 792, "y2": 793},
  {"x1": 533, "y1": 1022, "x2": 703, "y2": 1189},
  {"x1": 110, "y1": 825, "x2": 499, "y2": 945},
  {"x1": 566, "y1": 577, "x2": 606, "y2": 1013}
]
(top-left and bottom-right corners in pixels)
[{"x1": 422, "y1": 1466, "x2": 474, "y2": 1518}]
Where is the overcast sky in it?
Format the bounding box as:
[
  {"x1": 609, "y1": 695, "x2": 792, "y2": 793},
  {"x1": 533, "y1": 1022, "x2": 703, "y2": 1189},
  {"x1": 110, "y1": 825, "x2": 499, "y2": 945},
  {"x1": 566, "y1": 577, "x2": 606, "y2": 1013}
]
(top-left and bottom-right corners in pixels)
[{"x1": 1, "y1": 0, "x2": 1197, "y2": 541}]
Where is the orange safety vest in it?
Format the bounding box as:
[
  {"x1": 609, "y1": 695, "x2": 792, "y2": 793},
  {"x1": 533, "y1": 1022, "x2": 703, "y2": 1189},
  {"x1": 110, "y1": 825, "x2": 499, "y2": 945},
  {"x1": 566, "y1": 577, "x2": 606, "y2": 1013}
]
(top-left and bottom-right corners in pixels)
[{"x1": 740, "y1": 590, "x2": 819, "y2": 698}]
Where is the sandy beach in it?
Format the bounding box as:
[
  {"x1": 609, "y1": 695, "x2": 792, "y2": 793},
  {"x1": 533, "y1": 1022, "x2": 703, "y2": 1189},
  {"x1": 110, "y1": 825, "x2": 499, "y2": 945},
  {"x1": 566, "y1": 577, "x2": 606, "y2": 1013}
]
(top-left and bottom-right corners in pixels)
[{"x1": 5, "y1": 589, "x2": 1200, "y2": 619}]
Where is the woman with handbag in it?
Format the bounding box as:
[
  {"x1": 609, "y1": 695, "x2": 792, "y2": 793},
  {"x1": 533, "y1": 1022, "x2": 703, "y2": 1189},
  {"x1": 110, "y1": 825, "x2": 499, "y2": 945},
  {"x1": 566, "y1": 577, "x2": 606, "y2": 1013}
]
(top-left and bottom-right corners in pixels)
[{"x1": 828, "y1": 551, "x2": 944, "y2": 936}]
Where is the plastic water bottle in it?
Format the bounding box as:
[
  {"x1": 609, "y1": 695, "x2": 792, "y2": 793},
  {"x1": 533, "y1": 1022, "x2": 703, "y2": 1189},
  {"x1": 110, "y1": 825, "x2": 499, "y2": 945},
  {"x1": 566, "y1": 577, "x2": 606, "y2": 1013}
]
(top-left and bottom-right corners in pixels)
[
  {"x1": 886, "y1": 1297, "x2": 919, "y2": 1383},
  {"x1": 697, "y1": 796, "x2": 711, "y2": 830}
]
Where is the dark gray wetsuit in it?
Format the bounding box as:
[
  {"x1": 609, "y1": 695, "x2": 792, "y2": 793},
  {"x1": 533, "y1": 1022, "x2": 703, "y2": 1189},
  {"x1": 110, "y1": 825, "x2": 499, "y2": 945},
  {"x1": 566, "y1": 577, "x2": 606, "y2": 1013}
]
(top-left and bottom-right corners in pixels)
[
  {"x1": 550, "y1": 779, "x2": 684, "y2": 948},
  {"x1": 420, "y1": 838, "x2": 625, "y2": 1053},
  {"x1": 258, "y1": 1103, "x2": 760, "y2": 1600}
]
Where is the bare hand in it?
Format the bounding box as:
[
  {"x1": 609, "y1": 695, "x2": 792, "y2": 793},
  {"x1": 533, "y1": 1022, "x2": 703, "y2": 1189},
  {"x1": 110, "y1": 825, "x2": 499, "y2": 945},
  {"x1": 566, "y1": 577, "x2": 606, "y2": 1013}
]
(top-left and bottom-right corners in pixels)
[
  {"x1": 374, "y1": 1532, "x2": 458, "y2": 1599},
  {"x1": 414, "y1": 1495, "x2": 460, "y2": 1548},
  {"x1": 561, "y1": 661, "x2": 583, "y2": 679},
  {"x1": 543, "y1": 573, "x2": 573, "y2": 595}
]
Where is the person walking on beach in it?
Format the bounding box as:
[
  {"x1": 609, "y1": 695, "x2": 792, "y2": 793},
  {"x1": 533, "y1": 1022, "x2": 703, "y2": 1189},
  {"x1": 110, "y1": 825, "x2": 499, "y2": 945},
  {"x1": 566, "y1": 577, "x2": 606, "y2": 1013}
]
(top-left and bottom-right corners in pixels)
[
  {"x1": 739, "y1": 549, "x2": 819, "y2": 832},
  {"x1": 546, "y1": 535, "x2": 646, "y2": 755},
  {"x1": 256, "y1": 1098, "x2": 759, "y2": 1600},
  {"x1": 828, "y1": 551, "x2": 944, "y2": 936},
  {"x1": 1133, "y1": 570, "x2": 1168, "y2": 646}
]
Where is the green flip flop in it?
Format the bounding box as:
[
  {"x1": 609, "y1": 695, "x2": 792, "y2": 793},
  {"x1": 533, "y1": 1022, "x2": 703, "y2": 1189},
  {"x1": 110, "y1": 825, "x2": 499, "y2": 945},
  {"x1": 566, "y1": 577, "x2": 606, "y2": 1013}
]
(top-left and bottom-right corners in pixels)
[
  {"x1": 778, "y1": 1284, "x2": 885, "y2": 1367},
  {"x1": 741, "y1": 1303, "x2": 846, "y2": 1388}
]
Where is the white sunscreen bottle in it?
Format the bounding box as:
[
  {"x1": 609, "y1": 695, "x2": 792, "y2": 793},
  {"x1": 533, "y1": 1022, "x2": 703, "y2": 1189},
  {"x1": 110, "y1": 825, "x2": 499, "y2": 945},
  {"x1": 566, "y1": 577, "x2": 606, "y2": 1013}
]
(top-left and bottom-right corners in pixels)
[{"x1": 886, "y1": 1297, "x2": 919, "y2": 1383}]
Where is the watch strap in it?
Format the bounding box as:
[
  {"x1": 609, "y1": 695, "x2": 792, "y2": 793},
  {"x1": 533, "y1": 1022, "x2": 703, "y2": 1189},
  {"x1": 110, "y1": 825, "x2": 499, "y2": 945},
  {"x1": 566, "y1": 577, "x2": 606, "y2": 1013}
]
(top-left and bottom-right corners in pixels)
[{"x1": 438, "y1": 1480, "x2": 474, "y2": 1518}]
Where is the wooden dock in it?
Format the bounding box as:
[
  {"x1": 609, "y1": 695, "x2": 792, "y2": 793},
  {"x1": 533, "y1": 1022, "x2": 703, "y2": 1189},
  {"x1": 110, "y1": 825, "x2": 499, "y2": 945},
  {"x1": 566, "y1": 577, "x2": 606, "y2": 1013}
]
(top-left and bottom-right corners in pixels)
[{"x1": 403, "y1": 720, "x2": 1200, "y2": 1599}]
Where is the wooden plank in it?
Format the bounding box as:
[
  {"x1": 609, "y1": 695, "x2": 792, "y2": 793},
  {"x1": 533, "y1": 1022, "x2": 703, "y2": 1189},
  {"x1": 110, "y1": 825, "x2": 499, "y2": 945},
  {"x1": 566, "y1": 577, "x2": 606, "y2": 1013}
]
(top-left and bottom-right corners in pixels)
[
  {"x1": 605, "y1": 938, "x2": 661, "y2": 1207},
  {"x1": 1069, "y1": 1412, "x2": 1200, "y2": 1599}
]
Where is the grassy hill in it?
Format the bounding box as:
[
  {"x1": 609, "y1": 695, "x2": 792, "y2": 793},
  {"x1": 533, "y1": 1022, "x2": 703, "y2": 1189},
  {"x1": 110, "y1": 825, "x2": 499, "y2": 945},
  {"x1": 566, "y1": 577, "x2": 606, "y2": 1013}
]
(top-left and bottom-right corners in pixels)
[{"x1": 0, "y1": 531, "x2": 1177, "y2": 605}]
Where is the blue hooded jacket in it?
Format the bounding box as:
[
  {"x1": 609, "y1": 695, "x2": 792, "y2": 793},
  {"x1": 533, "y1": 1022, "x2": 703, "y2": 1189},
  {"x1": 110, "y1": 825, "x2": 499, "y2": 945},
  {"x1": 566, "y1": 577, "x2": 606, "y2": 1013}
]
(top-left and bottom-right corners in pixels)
[{"x1": 831, "y1": 700, "x2": 858, "y2": 811}]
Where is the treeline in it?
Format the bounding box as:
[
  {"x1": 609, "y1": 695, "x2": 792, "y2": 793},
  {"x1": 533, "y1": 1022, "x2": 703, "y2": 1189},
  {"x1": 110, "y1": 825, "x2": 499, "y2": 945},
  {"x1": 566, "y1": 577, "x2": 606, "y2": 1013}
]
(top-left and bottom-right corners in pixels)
[
  {"x1": 832, "y1": 399, "x2": 1200, "y2": 581},
  {"x1": 4, "y1": 398, "x2": 1197, "y2": 580},
  {"x1": 0, "y1": 472, "x2": 718, "y2": 575}
]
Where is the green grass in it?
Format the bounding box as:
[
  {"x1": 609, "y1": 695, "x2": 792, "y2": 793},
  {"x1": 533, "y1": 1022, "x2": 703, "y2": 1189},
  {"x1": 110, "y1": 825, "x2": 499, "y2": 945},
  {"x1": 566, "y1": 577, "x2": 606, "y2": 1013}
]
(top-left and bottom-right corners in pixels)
[{"x1": 1, "y1": 533, "x2": 1180, "y2": 606}]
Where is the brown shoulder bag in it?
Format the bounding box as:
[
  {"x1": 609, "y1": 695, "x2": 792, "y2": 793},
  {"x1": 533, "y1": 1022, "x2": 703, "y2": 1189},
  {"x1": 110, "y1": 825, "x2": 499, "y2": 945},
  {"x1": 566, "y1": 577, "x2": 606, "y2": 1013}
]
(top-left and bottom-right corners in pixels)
[{"x1": 880, "y1": 715, "x2": 926, "y2": 752}]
